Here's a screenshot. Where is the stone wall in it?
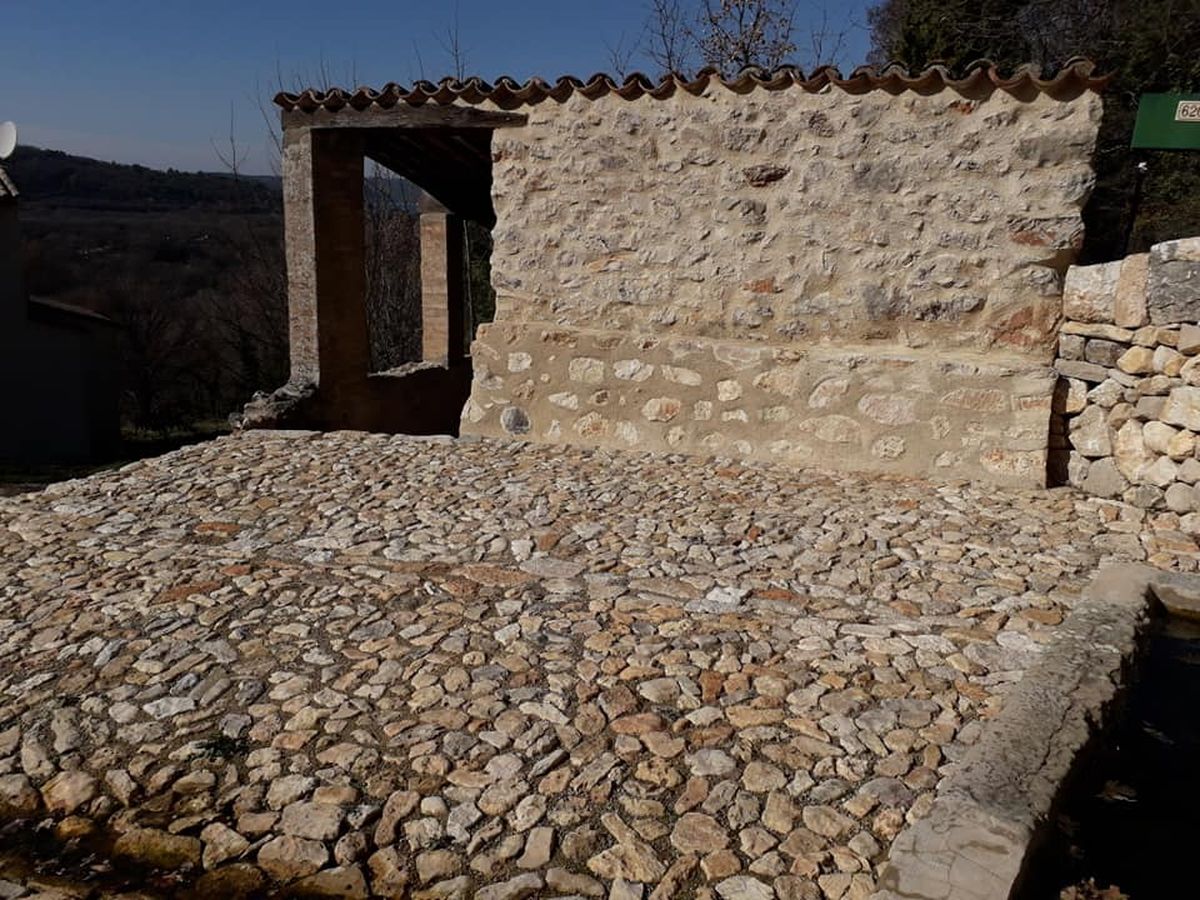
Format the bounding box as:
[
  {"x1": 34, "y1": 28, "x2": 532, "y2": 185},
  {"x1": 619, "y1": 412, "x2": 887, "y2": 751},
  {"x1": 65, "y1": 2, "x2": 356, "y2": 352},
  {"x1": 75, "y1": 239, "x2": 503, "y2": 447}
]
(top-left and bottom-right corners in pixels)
[
  {"x1": 462, "y1": 83, "x2": 1103, "y2": 486},
  {"x1": 464, "y1": 323, "x2": 1055, "y2": 482},
  {"x1": 1057, "y1": 237, "x2": 1200, "y2": 516}
]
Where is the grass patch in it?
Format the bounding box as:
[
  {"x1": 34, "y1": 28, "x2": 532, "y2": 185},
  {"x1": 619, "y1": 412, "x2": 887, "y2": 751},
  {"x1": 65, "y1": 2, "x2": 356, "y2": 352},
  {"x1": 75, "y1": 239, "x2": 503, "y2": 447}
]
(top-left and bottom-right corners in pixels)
[{"x1": 197, "y1": 733, "x2": 251, "y2": 760}]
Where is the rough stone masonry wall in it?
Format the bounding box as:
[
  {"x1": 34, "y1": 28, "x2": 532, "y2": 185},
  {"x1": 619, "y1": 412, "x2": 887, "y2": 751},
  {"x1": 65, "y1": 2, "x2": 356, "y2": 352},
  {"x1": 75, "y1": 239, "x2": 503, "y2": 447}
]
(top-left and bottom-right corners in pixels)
[
  {"x1": 463, "y1": 85, "x2": 1103, "y2": 486},
  {"x1": 1058, "y1": 236, "x2": 1200, "y2": 518}
]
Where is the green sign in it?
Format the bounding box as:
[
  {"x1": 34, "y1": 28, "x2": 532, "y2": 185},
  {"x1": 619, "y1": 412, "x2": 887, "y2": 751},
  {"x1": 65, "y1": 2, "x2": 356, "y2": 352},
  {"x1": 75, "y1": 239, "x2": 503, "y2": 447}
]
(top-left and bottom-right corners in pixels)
[{"x1": 1132, "y1": 93, "x2": 1200, "y2": 150}]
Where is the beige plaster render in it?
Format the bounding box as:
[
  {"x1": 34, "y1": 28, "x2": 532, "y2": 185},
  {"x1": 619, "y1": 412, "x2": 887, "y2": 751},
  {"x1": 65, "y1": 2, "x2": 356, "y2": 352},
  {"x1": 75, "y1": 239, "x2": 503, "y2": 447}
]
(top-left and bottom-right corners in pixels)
[{"x1": 483, "y1": 87, "x2": 1100, "y2": 355}]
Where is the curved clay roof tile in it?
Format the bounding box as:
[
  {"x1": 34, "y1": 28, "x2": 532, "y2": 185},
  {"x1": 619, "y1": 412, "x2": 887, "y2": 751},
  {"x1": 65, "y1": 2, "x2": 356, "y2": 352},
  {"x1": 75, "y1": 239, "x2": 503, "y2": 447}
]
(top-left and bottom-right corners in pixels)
[{"x1": 274, "y1": 59, "x2": 1108, "y2": 113}]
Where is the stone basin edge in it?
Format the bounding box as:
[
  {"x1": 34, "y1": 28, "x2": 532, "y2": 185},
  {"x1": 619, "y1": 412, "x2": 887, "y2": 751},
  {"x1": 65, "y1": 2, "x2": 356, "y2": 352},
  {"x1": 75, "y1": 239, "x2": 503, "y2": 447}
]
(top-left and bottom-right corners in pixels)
[{"x1": 869, "y1": 563, "x2": 1189, "y2": 900}]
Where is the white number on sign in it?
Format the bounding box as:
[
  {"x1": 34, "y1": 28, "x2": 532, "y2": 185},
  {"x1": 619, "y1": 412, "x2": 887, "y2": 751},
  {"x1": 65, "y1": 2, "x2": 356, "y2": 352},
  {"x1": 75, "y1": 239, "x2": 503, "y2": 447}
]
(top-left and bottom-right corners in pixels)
[{"x1": 1176, "y1": 100, "x2": 1200, "y2": 122}]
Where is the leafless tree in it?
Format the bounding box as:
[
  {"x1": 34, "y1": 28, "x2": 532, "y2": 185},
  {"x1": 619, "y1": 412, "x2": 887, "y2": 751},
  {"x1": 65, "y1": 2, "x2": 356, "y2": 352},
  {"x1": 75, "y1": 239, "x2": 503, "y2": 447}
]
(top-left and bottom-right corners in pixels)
[
  {"x1": 799, "y1": 7, "x2": 847, "y2": 69},
  {"x1": 250, "y1": 58, "x2": 361, "y2": 177},
  {"x1": 606, "y1": 29, "x2": 645, "y2": 80},
  {"x1": 214, "y1": 104, "x2": 290, "y2": 352},
  {"x1": 363, "y1": 166, "x2": 423, "y2": 370},
  {"x1": 646, "y1": 0, "x2": 696, "y2": 75},
  {"x1": 111, "y1": 280, "x2": 199, "y2": 431},
  {"x1": 697, "y1": 0, "x2": 797, "y2": 73},
  {"x1": 436, "y1": 3, "x2": 469, "y2": 80},
  {"x1": 212, "y1": 104, "x2": 250, "y2": 181},
  {"x1": 209, "y1": 212, "x2": 290, "y2": 397},
  {"x1": 645, "y1": 0, "x2": 848, "y2": 77}
]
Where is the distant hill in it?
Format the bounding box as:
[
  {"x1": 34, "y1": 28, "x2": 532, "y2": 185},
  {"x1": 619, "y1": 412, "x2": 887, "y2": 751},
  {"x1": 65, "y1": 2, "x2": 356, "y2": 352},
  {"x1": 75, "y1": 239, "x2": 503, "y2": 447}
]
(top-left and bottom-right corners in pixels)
[
  {"x1": 3, "y1": 144, "x2": 468, "y2": 440},
  {"x1": 6, "y1": 146, "x2": 281, "y2": 214}
]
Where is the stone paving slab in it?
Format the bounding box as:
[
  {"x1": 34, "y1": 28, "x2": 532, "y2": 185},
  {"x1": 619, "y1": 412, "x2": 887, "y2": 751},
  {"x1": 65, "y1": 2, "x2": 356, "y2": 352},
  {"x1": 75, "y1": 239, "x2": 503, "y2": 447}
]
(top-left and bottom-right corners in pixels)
[{"x1": 0, "y1": 431, "x2": 1190, "y2": 899}]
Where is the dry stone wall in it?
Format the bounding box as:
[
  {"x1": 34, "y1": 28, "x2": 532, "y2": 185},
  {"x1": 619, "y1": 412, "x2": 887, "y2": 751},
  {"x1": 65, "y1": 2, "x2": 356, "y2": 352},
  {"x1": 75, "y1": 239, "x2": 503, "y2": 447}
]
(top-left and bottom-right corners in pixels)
[
  {"x1": 463, "y1": 85, "x2": 1103, "y2": 486},
  {"x1": 1057, "y1": 237, "x2": 1200, "y2": 516}
]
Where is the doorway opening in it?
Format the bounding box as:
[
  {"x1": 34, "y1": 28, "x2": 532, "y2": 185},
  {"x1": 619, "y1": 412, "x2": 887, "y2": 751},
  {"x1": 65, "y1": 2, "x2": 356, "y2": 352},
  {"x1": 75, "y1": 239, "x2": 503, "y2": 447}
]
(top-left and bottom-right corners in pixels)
[{"x1": 251, "y1": 102, "x2": 521, "y2": 435}]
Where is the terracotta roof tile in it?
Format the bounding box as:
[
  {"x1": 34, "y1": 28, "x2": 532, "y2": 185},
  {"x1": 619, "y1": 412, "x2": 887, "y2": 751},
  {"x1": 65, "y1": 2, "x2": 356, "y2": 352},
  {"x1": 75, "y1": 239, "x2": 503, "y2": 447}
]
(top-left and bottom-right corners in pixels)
[{"x1": 276, "y1": 59, "x2": 1108, "y2": 114}]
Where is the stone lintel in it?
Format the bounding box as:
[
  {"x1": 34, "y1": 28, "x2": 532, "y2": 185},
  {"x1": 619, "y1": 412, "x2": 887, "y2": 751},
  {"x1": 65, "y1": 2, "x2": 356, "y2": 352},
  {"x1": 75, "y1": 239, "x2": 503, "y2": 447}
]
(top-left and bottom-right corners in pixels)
[{"x1": 282, "y1": 106, "x2": 527, "y2": 132}]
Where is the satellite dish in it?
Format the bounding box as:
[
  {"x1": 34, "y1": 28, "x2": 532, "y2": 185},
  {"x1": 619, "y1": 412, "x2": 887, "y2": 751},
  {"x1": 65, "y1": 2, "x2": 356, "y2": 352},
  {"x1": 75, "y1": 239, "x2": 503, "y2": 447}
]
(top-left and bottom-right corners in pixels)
[{"x1": 0, "y1": 122, "x2": 15, "y2": 160}]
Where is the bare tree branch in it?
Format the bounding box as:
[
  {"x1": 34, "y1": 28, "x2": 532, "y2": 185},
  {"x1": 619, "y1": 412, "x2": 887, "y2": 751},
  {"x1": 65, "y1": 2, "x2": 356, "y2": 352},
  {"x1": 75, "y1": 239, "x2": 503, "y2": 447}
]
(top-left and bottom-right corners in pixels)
[
  {"x1": 435, "y1": 2, "x2": 469, "y2": 80},
  {"x1": 411, "y1": 39, "x2": 427, "y2": 82},
  {"x1": 606, "y1": 28, "x2": 645, "y2": 80},
  {"x1": 698, "y1": 0, "x2": 797, "y2": 74},
  {"x1": 211, "y1": 103, "x2": 248, "y2": 180},
  {"x1": 646, "y1": 0, "x2": 696, "y2": 75},
  {"x1": 802, "y1": 6, "x2": 848, "y2": 70}
]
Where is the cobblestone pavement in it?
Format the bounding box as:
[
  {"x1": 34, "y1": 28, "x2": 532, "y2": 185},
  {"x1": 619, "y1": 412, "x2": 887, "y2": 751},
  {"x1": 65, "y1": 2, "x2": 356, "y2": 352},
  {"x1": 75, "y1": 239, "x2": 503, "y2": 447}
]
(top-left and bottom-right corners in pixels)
[{"x1": 0, "y1": 431, "x2": 1190, "y2": 900}]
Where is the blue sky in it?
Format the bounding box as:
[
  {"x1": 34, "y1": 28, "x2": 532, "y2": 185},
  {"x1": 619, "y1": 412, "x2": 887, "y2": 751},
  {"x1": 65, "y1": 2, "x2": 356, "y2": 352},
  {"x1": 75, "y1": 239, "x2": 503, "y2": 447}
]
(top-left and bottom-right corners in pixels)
[{"x1": 2, "y1": 1, "x2": 874, "y2": 174}]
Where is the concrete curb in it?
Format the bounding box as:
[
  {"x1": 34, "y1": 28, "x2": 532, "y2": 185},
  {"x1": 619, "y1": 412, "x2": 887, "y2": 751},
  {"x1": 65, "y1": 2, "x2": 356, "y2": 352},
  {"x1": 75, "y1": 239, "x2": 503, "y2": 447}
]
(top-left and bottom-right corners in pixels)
[{"x1": 871, "y1": 564, "x2": 1169, "y2": 900}]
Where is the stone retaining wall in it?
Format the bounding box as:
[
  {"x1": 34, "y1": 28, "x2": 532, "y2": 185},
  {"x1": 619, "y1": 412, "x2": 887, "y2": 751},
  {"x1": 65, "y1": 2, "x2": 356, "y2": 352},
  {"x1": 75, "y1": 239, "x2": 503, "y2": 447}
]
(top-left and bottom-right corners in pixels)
[
  {"x1": 463, "y1": 84, "x2": 1103, "y2": 485},
  {"x1": 1057, "y1": 237, "x2": 1200, "y2": 513}
]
